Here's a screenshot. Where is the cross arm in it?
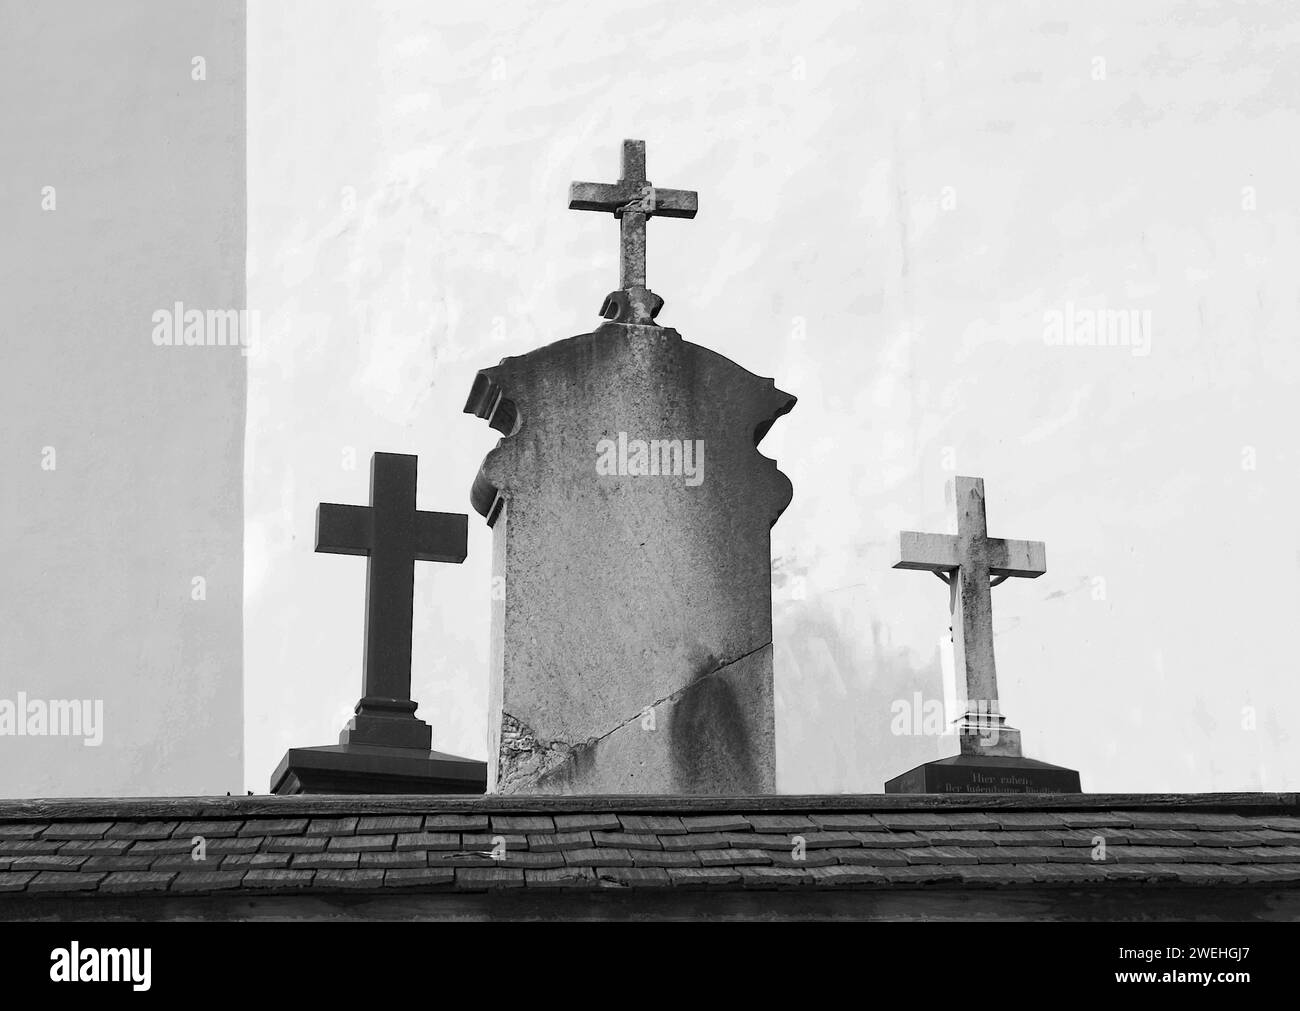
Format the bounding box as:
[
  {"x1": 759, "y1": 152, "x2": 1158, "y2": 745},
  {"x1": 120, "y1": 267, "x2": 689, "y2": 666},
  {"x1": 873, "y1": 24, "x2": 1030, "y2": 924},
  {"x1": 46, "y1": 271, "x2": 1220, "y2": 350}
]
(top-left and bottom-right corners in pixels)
[
  {"x1": 316, "y1": 503, "x2": 372, "y2": 556},
  {"x1": 986, "y1": 537, "x2": 1047, "y2": 578},
  {"x1": 893, "y1": 531, "x2": 959, "y2": 571},
  {"x1": 569, "y1": 181, "x2": 629, "y2": 212},
  {"x1": 646, "y1": 187, "x2": 698, "y2": 218},
  {"x1": 568, "y1": 182, "x2": 698, "y2": 217},
  {"x1": 414, "y1": 511, "x2": 468, "y2": 564}
]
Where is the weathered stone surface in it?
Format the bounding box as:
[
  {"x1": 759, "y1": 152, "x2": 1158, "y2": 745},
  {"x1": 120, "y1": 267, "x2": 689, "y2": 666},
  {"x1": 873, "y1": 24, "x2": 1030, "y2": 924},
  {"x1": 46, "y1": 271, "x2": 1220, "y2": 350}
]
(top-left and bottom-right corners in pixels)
[
  {"x1": 466, "y1": 305, "x2": 793, "y2": 797},
  {"x1": 568, "y1": 139, "x2": 697, "y2": 302},
  {"x1": 889, "y1": 477, "x2": 1081, "y2": 794},
  {"x1": 884, "y1": 754, "x2": 1082, "y2": 795},
  {"x1": 895, "y1": 476, "x2": 1046, "y2": 757},
  {"x1": 462, "y1": 143, "x2": 792, "y2": 796}
]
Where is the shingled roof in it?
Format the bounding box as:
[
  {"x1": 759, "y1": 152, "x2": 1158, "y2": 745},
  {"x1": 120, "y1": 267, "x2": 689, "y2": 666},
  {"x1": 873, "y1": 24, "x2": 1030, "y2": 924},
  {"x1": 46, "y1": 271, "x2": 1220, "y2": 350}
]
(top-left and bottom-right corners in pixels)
[{"x1": 2, "y1": 794, "x2": 1298, "y2": 920}]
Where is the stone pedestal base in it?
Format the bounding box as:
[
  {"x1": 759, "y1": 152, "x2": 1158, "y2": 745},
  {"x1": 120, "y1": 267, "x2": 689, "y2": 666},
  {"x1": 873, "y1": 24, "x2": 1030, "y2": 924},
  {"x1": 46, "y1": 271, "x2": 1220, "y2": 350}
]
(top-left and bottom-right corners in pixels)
[
  {"x1": 270, "y1": 743, "x2": 486, "y2": 795},
  {"x1": 339, "y1": 697, "x2": 432, "y2": 751},
  {"x1": 950, "y1": 710, "x2": 1023, "y2": 758},
  {"x1": 884, "y1": 753, "x2": 1081, "y2": 795}
]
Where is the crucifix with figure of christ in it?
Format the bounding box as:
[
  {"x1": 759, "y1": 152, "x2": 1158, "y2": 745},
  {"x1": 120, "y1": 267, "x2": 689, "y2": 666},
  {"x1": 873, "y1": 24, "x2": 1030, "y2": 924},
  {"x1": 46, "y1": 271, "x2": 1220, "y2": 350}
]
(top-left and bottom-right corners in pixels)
[
  {"x1": 893, "y1": 475, "x2": 1046, "y2": 757},
  {"x1": 314, "y1": 452, "x2": 467, "y2": 751},
  {"x1": 569, "y1": 138, "x2": 697, "y2": 325}
]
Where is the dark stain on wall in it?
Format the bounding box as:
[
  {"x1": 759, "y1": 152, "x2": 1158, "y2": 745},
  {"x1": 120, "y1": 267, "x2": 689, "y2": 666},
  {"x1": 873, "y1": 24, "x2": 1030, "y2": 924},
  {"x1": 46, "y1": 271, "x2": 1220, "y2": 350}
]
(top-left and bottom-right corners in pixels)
[{"x1": 668, "y1": 652, "x2": 762, "y2": 794}]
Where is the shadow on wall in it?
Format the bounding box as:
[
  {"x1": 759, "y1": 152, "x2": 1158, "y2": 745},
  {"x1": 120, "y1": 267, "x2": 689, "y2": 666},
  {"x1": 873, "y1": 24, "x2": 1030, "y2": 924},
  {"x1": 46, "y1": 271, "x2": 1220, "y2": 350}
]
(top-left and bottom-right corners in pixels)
[
  {"x1": 668, "y1": 650, "x2": 761, "y2": 794},
  {"x1": 774, "y1": 593, "x2": 943, "y2": 794}
]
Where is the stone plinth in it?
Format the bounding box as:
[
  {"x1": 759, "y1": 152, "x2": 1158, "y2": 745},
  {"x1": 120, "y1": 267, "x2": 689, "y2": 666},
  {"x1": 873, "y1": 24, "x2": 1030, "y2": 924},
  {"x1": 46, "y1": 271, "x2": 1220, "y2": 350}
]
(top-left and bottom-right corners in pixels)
[
  {"x1": 465, "y1": 319, "x2": 795, "y2": 794},
  {"x1": 270, "y1": 743, "x2": 486, "y2": 795},
  {"x1": 884, "y1": 754, "x2": 1082, "y2": 795},
  {"x1": 271, "y1": 452, "x2": 485, "y2": 796}
]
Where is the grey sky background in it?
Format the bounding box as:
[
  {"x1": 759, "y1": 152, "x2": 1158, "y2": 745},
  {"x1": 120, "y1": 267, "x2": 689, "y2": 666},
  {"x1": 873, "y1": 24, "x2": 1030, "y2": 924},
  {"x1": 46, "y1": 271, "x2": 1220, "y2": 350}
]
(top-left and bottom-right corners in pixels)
[{"x1": 246, "y1": 0, "x2": 1299, "y2": 795}]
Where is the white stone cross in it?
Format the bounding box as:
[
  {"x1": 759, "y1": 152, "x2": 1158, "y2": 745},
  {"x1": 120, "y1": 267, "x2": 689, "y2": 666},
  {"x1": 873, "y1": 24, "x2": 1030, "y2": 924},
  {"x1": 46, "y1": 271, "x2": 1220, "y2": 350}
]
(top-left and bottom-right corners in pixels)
[
  {"x1": 894, "y1": 476, "x2": 1046, "y2": 755},
  {"x1": 568, "y1": 139, "x2": 698, "y2": 291}
]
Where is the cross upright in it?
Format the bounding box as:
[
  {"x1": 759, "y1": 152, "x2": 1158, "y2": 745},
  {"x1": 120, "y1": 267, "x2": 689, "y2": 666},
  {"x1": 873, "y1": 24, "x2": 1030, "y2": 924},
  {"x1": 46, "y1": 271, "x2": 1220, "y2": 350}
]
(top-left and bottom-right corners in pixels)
[
  {"x1": 569, "y1": 139, "x2": 697, "y2": 323},
  {"x1": 894, "y1": 476, "x2": 1046, "y2": 756},
  {"x1": 316, "y1": 451, "x2": 467, "y2": 750}
]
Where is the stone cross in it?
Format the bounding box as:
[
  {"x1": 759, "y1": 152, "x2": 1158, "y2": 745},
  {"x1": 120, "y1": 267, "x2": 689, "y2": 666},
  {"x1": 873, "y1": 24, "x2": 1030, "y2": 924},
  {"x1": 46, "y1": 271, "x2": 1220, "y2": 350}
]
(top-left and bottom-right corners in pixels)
[
  {"x1": 893, "y1": 476, "x2": 1046, "y2": 756},
  {"x1": 316, "y1": 451, "x2": 467, "y2": 750},
  {"x1": 465, "y1": 144, "x2": 794, "y2": 794},
  {"x1": 568, "y1": 139, "x2": 697, "y2": 324}
]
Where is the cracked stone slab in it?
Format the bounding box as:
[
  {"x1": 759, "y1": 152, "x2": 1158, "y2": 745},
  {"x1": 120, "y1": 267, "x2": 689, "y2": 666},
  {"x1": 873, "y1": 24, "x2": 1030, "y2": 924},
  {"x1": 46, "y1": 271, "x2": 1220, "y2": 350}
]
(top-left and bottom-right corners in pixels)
[{"x1": 465, "y1": 320, "x2": 794, "y2": 794}]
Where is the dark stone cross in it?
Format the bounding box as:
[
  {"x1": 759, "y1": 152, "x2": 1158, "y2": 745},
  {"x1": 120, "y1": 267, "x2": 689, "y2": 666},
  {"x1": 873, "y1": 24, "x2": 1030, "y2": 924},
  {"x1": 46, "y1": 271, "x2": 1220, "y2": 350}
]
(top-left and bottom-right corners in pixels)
[
  {"x1": 315, "y1": 451, "x2": 467, "y2": 751},
  {"x1": 569, "y1": 138, "x2": 698, "y2": 324},
  {"x1": 271, "y1": 451, "x2": 485, "y2": 794}
]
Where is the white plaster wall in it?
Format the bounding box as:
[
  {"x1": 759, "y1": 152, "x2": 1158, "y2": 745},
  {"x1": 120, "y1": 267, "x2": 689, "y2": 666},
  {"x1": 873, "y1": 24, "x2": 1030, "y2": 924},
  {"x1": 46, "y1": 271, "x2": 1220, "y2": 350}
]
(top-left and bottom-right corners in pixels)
[
  {"x1": 0, "y1": 0, "x2": 246, "y2": 796},
  {"x1": 247, "y1": 0, "x2": 1300, "y2": 793}
]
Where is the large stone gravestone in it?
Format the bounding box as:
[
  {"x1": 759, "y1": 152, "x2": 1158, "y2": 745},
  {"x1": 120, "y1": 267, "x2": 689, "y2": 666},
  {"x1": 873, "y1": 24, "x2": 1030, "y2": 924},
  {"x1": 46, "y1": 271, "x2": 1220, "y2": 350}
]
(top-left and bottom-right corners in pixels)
[{"x1": 464, "y1": 140, "x2": 795, "y2": 794}]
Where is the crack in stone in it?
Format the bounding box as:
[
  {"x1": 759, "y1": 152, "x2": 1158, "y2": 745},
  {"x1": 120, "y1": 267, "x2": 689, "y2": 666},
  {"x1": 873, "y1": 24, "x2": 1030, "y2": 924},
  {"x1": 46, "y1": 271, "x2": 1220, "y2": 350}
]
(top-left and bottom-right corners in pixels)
[
  {"x1": 584, "y1": 640, "x2": 773, "y2": 750},
  {"x1": 500, "y1": 640, "x2": 772, "y2": 792}
]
